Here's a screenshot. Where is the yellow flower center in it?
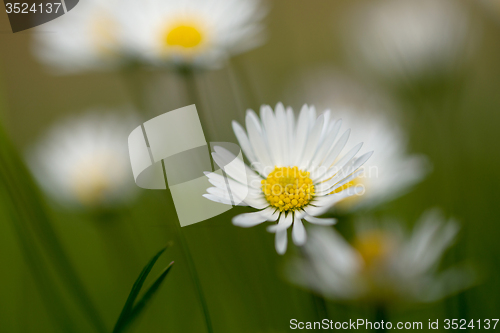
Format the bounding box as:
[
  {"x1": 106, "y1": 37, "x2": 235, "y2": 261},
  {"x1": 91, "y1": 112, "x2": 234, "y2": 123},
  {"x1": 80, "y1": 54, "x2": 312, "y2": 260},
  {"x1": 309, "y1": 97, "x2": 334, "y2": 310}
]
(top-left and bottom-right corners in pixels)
[
  {"x1": 70, "y1": 154, "x2": 124, "y2": 207},
  {"x1": 353, "y1": 231, "x2": 393, "y2": 266},
  {"x1": 72, "y1": 165, "x2": 111, "y2": 206},
  {"x1": 330, "y1": 177, "x2": 361, "y2": 194},
  {"x1": 90, "y1": 14, "x2": 118, "y2": 56},
  {"x1": 262, "y1": 166, "x2": 315, "y2": 212},
  {"x1": 329, "y1": 175, "x2": 366, "y2": 209},
  {"x1": 165, "y1": 24, "x2": 203, "y2": 49}
]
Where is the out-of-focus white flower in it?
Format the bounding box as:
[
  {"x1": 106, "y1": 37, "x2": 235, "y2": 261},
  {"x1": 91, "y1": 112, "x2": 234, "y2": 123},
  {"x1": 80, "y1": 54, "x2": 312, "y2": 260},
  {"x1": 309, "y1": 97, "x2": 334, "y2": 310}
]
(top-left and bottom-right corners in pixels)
[
  {"x1": 330, "y1": 109, "x2": 429, "y2": 212},
  {"x1": 285, "y1": 70, "x2": 430, "y2": 212},
  {"x1": 204, "y1": 103, "x2": 373, "y2": 254},
  {"x1": 288, "y1": 210, "x2": 474, "y2": 304},
  {"x1": 33, "y1": 0, "x2": 123, "y2": 73},
  {"x1": 344, "y1": 0, "x2": 472, "y2": 81},
  {"x1": 28, "y1": 109, "x2": 139, "y2": 208},
  {"x1": 33, "y1": 0, "x2": 267, "y2": 73},
  {"x1": 118, "y1": 0, "x2": 267, "y2": 68}
]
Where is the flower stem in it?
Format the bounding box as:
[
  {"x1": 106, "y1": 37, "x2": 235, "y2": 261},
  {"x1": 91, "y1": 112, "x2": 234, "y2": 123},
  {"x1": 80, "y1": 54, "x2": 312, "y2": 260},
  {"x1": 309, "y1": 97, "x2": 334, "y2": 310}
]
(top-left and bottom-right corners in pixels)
[
  {"x1": 374, "y1": 304, "x2": 388, "y2": 333},
  {"x1": 179, "y1": 66, "x2": 217, "y2": 141},
  {"x1": 173, "y1": 220, "x2": 214, "y2": 333}
]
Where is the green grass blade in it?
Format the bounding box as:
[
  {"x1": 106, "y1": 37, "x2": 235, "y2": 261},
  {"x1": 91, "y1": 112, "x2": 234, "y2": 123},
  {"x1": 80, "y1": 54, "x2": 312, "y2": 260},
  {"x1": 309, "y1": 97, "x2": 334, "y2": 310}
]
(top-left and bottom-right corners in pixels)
[
  {"x1": 126, "y1": 262, "x2": 175, "y2": 327},
  {"x1": 113, "y1": 246, "x2": 169, "y2": 333}
]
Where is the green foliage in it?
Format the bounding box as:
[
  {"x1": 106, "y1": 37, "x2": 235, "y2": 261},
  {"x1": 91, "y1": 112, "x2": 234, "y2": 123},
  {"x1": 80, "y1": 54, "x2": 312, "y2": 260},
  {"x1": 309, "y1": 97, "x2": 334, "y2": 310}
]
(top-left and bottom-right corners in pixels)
[
  {"x1": 0, "y1": 124, "x2": 107, "y2": 333},
  {"x1": 113, "y1": 246, "x2": 174, "y2": 333}
]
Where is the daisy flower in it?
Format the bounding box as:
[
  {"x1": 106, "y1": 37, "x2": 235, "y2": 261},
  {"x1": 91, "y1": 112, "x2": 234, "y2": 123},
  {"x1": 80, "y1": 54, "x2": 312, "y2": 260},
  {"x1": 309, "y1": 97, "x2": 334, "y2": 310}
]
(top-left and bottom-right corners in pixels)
[
  {"x1": 27, "y1": 109, "x2": 139, "y2": 208},
  {"x1": 32, "y1": 0, "x2": 123, "y2": 73},
  {"x1": 287, "y1": 210, "x2": 474, "y2": 304},
  {"x1": 203, "y1": 103, "x2": 373, "y2": 254},
  {"x1": 286, "y1": 71, "x2": 430, "y2": 212},
  {"x1": 344, "y1": 0, "x2": 471, "y2": 81},
  {"x1": 330, "y1": 109, "x2": 429, "y2": 212},
  {"x1": 32, "y1": 0, "x2": 267, "y2": 72},
  {"x1": 119, "y1": 0, "x2": 267, "y2": 68}
]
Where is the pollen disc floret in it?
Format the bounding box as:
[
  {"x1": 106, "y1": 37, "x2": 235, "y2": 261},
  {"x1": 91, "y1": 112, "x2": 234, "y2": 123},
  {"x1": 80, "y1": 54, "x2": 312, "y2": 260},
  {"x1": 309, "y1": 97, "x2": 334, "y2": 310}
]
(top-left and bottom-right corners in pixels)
[
  {"x1": 164, "y1": 24, "x2": 204, "y2": 49},
  {"x1": 262, "y1": 166, "x2": 315, "y2": 212}
]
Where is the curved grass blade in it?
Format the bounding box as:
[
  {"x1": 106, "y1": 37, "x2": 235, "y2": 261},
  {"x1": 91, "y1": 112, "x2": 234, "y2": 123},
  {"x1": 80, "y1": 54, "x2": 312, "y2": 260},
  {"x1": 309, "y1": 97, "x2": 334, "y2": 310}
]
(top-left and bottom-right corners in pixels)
[{"x1": 113, "y1": 248, "x2": 174, "y2": 333}]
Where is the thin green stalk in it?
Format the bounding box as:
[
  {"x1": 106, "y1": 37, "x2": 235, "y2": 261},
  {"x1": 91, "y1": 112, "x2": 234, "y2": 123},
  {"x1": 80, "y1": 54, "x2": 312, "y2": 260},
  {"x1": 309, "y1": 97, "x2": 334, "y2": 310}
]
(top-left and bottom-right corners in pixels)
[
  {"x1": 120, "y1": 62, "x2": 153, "y2": 119},
  {"x1": 179, "y1": 67, "x2": 217, "y2": 142},
  {"x1": 176, "y1": 67, "x2": 216, "y2": 333},
  {"x1": 373, "y1": 304, "x2": 388, "y2": 333},
  {"x1": 172, "y1": 218, "x2": 214, "y2": 333},
  {"x1": 159, "y1": 141, "x2": 213, "y2": 332}
]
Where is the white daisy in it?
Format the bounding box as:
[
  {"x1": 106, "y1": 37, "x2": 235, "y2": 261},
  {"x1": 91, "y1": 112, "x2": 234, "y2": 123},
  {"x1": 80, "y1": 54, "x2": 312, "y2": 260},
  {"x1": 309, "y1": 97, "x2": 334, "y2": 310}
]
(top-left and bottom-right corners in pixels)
[
  {"x1": 331, "y1": 109, "x2": 429, "y2": 212},
  {"x1": 286, "y1": 71, "x2": 430, "y2": 212},
  {"x1": 288, "y1": 210, "x2": 474, "y2": 304},
  {"x1": 32, "y1": 0, "x2": 267, "y2": 72},
  {"x1": 118, "y1": 0, "x2": 267, "y2": 68},
  {"x1": 203, "y1": 103, "x2": 373, "y2": 254},
  {"x1": 32, "y1": 0, "x2": 123, "y2": 73},
  {"x1": 344, "y1": 0, "x2": 471, "y2": 81},
  {"x1": 27, "y1": 109, "x2": 139, "y2": 208}
]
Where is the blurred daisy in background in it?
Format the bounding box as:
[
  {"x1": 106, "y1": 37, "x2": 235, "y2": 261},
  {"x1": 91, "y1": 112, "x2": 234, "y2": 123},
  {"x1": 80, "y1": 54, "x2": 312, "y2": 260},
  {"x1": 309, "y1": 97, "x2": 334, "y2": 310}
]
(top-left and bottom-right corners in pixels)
[
  {"x1": 119, "y1": 0, "x2": 267, "y2": 69},
  {"x1": 343, "y1": 0, "x2": 473, "y2": 82},
  {"x1": 33, "y1": 0, "x2": 123, "y2": 73},
  {"x1": 285, "y1": 70, "x2": 430, "y2": 212},
  {"x1": 204, "y1": 103, "x2": 373, "y2": 254},
  {"x1": 27, "y1": 109, "x2": 139, "y2": 209},
  {"x1": 287, "y1": 209, "x2": 474, "y2": 304},
  {"x1": 33, "y1": 0, "x2": 267, "y2": 73}
]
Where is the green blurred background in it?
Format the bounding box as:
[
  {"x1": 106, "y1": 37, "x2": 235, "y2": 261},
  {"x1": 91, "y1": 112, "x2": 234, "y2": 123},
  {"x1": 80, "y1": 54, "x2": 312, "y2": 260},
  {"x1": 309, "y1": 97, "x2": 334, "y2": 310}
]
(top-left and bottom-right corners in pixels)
[{"x1": 1, "y1": 0, "x2": 500, "y2": 332}]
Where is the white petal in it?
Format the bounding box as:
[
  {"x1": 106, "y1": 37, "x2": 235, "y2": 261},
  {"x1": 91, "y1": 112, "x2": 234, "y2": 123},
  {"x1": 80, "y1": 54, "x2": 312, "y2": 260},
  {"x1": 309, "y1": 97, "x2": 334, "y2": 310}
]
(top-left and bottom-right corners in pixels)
[
  {"x1": 212, "y1": 146, "x2": 261, "y2": 187},
  {"x1": 315, "y1": 169, "x2": 364, "y2": 196},
  {"x1": 312, "y1": 129, "x2": 350, "y2": 181},
  {"x1": 293, "y1": 104, "x2": 310, "y2": 165},
  {"x1": 308, "y1": 105, "x2": 317, "y2": 130},
  {"x1": 304, "y1": 186, "x2": 365, "y2": 216},
  {"x1": 292, "y1": 218, "x2": 307, "y2": 245},
  {"x1": 261, "y1": 105, "x2": 282, "y2": 166},
  {"x1": 246, "y1": 111, "x2": 273, "y2": 171},
  {"x1": 275, "y1": 103, "x2": 289, "y2": 166},
  {"x1": 309, "y1": 118, "x2": 342, "y2": 170},
  {"x1": 232, "y1": 211, "x2": 268, "y2": 227},
  {"x1": 286, "y1": 107, "x2": 296, "y2": 164},
  {"x1": 300, "y1": 113, "x2": 325, "y2": 170},
  {"x1": 266, "y1": 212, "x2": 293, "y2": 232},
  {"x1": 275, "y1": 222, "x2": 288, "y2": 255},
  {"x1": 316, "y1": 151, "x2": 373, "y2": 188},
  {"x1": 203, "y1": 194, "x2": 247, "y2": 206},
  {"x1": 332, "y1": 142, "x2": 363, "y2": 170},
  {"x1": 303, "y1": 215, "x2": 337, "y2": 225},
  {"x1": 232, "y1": 120, "x2": 258, "y2": 164}
]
